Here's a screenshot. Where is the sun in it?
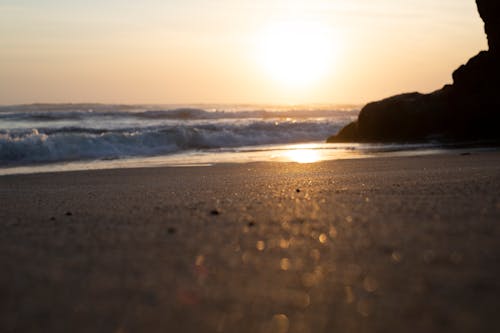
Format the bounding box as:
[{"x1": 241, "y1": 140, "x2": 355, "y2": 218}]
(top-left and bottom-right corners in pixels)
[{"x1": 256, "y1": 20, "x2": 335, "y2": 88}]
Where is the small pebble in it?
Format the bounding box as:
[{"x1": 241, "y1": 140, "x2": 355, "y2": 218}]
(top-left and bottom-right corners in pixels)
[
  {"x1": 248, "y1": 222, "x2": 255, "y2": 227},
  {"x1": 167, "y1": 227, "x2": 177, "y2": 234},
  {"x1": 210, "y1": 209, "x2": 220, "y2": 216},
  {"x1": 65, "y1": 212, "x2": 72, "y2": 216}
]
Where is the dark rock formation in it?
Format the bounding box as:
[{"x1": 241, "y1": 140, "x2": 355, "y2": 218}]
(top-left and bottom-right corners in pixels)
[
  {"x1": 328, "y1": 0, "x2": 500, "y2": 143},
  {"x1": 477, "y1": 0, "x2": 500, "y2": 53}
]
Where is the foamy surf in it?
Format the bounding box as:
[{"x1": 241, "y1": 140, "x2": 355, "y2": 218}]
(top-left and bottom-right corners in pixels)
[{"x1": 0, "y1": 104, "x2": 358, "y2": 167}]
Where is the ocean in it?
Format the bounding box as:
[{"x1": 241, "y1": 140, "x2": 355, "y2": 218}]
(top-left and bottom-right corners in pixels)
[{"x1": 0, "y1": 103, "x2": 446, "y2": 175}]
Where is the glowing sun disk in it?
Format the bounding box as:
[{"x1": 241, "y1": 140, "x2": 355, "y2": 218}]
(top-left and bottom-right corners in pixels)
[{"x1": 257, "y1": 20, "x2": 335, "y2": 88}]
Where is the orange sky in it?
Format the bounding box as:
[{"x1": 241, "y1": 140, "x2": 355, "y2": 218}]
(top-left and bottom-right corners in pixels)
[{"x1": 0, "y1": 0, "x2": 487, "y2": 105}]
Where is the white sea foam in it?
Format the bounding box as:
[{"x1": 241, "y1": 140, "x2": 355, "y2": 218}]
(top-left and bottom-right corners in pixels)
[{"x1": 0, "y1": 104, "x2": 357, "y2": 166}]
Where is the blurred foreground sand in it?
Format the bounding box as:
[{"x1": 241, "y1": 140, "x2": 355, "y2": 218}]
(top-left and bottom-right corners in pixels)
[{"x1": 1, "y1": 152, "x2": 499, "y2": 333}]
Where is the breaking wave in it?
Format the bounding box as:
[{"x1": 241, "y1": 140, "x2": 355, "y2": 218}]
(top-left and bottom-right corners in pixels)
[{"x1": 0, "y1": 120, "x2": 348, "y2": 165}]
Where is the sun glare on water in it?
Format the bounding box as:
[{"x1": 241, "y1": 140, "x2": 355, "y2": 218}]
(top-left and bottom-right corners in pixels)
[
  {"x1": 285, "y1": 149, "x2": 321, "y2": 163},
  {"x1": 283, "y1": 144, "x2": 323, "y2": 164},
  {"x1": 257, "y1": 20, "x2": 335, "y2": 88}
]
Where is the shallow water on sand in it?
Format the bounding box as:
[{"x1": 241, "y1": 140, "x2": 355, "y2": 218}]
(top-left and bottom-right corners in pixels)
[{"x1": 0, "y1": 141, "x2": 460, "y2": 176}]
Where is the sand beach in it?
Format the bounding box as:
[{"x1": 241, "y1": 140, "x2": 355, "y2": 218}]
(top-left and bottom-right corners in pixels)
[{"x1": 1, "y1": 151, "x2": 499, "y2": 332}]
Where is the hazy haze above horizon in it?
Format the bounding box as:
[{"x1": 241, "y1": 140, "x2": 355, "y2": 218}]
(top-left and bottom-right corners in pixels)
[{"x1": 0, "y1": 0, "x2": 487, "y2": 105}]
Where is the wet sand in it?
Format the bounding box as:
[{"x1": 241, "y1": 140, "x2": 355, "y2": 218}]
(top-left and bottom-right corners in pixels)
[{"x1": 1, "y1": 152, "x2": 499, "y2": 333}]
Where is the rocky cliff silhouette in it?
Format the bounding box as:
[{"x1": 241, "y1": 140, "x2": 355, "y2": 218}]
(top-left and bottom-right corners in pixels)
[{"x1": 328, "y1": 0, "x2": 500, "y2": 143}]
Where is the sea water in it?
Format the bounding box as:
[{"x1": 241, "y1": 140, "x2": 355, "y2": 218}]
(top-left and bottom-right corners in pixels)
[{"x1": 0, "y1": 103, "x2": 445, "y2": 175}]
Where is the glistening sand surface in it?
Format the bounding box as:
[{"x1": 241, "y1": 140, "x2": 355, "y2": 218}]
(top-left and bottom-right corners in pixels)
[{"x1": 1, "y1": 152, "x2": 499, "y2": 332}]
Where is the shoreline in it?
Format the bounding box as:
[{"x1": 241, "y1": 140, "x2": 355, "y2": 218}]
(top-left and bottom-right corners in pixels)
[
  {"x1": 1, "y1": 151, "x2": 500, "y2": 332},
  {"x1": 1, "y1": 142, "x2": 498, "y2": 177}
]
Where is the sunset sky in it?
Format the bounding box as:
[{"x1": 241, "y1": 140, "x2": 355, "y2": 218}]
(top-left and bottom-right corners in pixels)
[{"x1": 0, "y1": 0, "x2": 487, "y2": 105}]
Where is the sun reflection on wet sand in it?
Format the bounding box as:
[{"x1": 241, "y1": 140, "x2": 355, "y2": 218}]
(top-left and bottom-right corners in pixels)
[
  {"x1": 282, "y1": 144, "x2": 324, "y2": 163},
  {"x1": 284, "y1": 149, "x2": 321, "y2": 163}
]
